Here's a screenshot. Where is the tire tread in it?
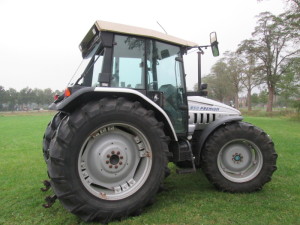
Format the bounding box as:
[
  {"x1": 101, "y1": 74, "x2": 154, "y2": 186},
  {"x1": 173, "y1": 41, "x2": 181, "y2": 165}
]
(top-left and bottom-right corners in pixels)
[
  {"x1": 47, "y1": 97, "x2": 169, "y2": 222},
  {"x1": 201, "y1": 121, "x2": 277, "y2": 193}
]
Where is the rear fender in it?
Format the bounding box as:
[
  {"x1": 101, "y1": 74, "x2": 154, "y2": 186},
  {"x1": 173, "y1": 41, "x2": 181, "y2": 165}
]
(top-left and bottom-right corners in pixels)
[{"x1": 52, "y1": 87, "x2": 178, "y2": 141}]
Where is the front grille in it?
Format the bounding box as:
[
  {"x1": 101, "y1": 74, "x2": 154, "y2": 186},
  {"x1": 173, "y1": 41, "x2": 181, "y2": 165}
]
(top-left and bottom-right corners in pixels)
[{"x1": 192, "y1": 113, "x2": 216, "y2": 124}]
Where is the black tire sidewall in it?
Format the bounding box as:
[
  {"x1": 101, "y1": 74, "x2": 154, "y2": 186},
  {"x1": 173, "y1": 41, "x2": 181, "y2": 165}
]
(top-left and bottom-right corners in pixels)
[
  {"x1": 60, "y1": 106, "x2": 166, "y2": 214},
  {"x1": 201, "y1": 122, "x2": 276, "y2": 192}
]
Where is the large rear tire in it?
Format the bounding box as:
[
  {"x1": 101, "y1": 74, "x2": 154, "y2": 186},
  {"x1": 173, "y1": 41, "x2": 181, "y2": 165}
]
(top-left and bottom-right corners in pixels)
[
  {"x1": 42, "y1": 112, "x2": 65, "y2": 162},
  {"x1": 47, "y1": 98, "x2": 169, "y2": 222},
  {"x1": 201, "y1": 121, "x2": 277, "y2": 192}
]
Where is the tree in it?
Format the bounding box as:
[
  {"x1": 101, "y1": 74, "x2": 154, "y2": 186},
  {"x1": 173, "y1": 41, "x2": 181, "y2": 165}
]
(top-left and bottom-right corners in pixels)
[
  {"x1": 285, "y1": 4, "x2": 300, "y2": 33},
  {"x1": 237, "y1": 41, "x2": 262, "y2": 111},
  {"x1": 258, "y1": 0, "x2": 300, "y2": 31},
  {"x1": 31, "y1": 88, "x2": 56, "y2": 107},
  {"x1": 247, "y1": 12, "x2": 300, "y2": 112},
  {"x1": 258, "y1": 90, "x2": 268, "y2": 106},
  {"x1": 19, "y1": 87, "x2": 34, "y2": 106},
  {"x1": 6, "y1": 88, "x2": 18, "y2": 111},
  {"x1": 277, "y1": 57, "x2": 300, "y2": 105},
  {"x1": 222, "y1": 51, "x2": 244, "y2": 109},
  {"x1": 33, "y1": 88, "x2": 44, "y2": 106},
  {"x1": 43, "y1": 88, "x2": 55, "y2": 105},
  {"x1": 202, "y1": 60, "x2": 235, "y2": 103},
  {"x1": 0, "y1": 86, "x2": 7, "y2": 110},
  {"x1": 292, "y1": 99, "x2": 300, "y2": 114},
  {"x1": 251, "y1": 93, "x2": 259, "y2": 106}
]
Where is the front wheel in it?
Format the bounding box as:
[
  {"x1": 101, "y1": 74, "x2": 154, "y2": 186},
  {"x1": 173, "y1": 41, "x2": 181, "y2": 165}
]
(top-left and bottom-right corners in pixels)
[
  {"x1": 47, "y1": 98, "x2": 169, "y2": 222},
  {"x1": 201, "y1": 122, "x2": 277, "y2": 192}
]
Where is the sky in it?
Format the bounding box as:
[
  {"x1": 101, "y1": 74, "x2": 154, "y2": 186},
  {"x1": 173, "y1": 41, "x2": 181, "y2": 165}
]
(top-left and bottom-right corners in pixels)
[{"x1": 0, "y1": 0, "x2": 286, "y2": 91}]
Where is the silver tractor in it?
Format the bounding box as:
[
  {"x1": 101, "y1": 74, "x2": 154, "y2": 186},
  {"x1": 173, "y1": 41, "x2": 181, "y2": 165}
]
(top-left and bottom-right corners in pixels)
[{"x1": 42, "y1": 20, "x2": 277, "y2": 222}]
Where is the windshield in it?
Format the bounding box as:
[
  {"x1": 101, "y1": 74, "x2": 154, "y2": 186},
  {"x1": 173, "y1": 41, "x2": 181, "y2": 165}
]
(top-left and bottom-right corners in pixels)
[{"x1": 68, "y1": 42, "x2": 103, "y2": 87}]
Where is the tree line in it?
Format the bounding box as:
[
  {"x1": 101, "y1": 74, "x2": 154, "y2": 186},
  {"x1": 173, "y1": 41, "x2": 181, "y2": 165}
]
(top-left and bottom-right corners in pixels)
[
  {"x1": 0, "y1": 86, "x2": 61, "y2": 111},
  {"x1": 201, "y1": 0, "x2": 300, "y2": 112}
]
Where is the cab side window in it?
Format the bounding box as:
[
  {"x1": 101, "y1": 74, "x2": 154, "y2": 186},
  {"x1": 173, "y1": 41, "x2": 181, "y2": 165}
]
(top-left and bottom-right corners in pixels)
[{"x1": 111, "y1": 35, "x2": 145, "y2": 89}]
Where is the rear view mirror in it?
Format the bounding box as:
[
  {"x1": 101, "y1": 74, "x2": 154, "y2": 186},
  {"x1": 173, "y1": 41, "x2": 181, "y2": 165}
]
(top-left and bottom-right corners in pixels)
[{"x1": 210, "y1": 32, "x2": 219, "y2": 57}]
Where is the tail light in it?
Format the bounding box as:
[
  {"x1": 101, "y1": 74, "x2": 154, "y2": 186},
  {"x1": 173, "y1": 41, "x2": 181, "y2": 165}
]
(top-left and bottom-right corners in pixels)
[{"x1": 54, "y1": 94, "x2": 60, "y2": 101}]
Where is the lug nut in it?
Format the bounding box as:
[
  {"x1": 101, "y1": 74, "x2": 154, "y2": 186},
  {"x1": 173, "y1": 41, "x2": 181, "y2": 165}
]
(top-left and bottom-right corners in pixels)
[
  {"x1": 111, "y1": 151, "x2": 115, "y2": 154},
  {"x1": 115, "y1": 165, "x2": 118, "y2": 169},
  {"x1": 120, "y1": 156, "x2": 124, "y2": 159},
  {"x1": 106, "y1": 160, "x2": 109, "y2": 164},
  {"x1": 119, "y1": 162, "x2": 123, "y2": 165},
  {"x1": 109, "y1": 165, "x2": 112, "y2": 168},
  {"x1": 117, "y1": 151, "x2": 120, "y2": 155},
  {"x1": 107, "y1": 154, "x2": 111, "y2": 158}
]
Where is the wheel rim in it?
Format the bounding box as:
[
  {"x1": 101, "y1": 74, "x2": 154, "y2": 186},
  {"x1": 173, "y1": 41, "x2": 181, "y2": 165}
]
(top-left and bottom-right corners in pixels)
[
  {"x1": 78, "y1": 123, "x2": 152, "y2": 200},
  {"x1": 217, "y1": 139, "x2": 263, "y2": 183}
]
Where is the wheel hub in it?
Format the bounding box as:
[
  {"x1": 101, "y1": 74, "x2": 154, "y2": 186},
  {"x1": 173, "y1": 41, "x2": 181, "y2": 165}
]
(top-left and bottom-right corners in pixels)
[
  {"x1": 232, "y1": 153, "x2": 243, "y2": 164},
  {"x1": 100, "y1": 147, "x2": 127, "y2": 172},
  {"x1": 217, "y1": 139, "x2": 263, "y2": 183},
  {"x1": 97, "y1": 135, "x2": 133, "y2": 176},
  {"x1": 109, "y1": 153, "x2": 121, "y2": 165}
]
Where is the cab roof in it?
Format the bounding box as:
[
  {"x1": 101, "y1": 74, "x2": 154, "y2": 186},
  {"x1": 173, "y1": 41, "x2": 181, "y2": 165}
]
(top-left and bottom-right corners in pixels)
[{"x1": 94, "y1": 20, "x2": 198, "y2": 47}]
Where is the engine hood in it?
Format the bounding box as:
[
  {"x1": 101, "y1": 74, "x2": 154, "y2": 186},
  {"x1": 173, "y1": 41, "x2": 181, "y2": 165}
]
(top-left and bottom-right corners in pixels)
[{"x1": 188, "y1": 96, "x2": 241, "y2": 115}]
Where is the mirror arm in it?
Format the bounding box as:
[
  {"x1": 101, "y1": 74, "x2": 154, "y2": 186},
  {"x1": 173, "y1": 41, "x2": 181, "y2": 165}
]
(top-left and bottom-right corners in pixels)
[
  {"x1": 188, "y1": 45, "x2": 211, "y2": 50},
  {"x1": 198, "y1": 45, "x2": 211, "y2": 49}
]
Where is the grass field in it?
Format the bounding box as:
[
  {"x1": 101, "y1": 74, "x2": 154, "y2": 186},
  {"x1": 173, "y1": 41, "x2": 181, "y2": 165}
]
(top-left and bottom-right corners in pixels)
[{"x1": 0, "y1": 112, "x2": 299, "y2": 225}]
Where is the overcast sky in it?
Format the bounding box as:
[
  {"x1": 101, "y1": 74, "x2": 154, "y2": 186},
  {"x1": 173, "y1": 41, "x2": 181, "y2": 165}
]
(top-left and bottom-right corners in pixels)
[{"x1": 0, "y1": 0, "x2": 286, "y2": 91}]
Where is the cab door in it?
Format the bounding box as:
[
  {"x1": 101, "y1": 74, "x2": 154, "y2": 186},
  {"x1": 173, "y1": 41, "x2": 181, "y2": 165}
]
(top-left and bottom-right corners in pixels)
[{"x1": 146, "y1": 40, "x2": 188, "y2": 135}]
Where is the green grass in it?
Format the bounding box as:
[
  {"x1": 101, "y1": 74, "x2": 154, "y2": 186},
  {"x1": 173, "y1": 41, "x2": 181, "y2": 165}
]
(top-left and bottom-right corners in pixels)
[
  {"x1": 240, "y1": 108, "x2": 300, "y2": 119},
  {"x1": 0, "y1": 113, "x2": 299, "y2": 224}
]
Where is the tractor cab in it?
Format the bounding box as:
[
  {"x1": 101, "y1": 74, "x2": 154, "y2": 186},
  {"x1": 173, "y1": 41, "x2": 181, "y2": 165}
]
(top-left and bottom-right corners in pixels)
[{"x1": 67, "y1": 20, "x2": 210, "y2": 135}]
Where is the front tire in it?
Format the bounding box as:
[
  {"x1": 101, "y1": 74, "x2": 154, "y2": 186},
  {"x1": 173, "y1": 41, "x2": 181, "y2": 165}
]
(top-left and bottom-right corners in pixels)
[
  {"x1": 47, "y1": 98, "x2": 169, "y2": 222},
  {"x1": 201, "y1": 122, "x2": 277, "y2": 192}
]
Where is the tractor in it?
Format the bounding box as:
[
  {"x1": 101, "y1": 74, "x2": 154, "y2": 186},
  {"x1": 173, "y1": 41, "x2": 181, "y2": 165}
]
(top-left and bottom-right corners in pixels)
[{"x1": 42, "y1": 20, "x2": 277, "y2": 222}]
